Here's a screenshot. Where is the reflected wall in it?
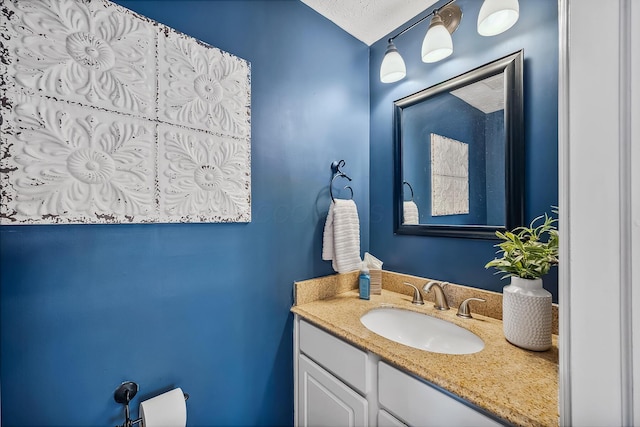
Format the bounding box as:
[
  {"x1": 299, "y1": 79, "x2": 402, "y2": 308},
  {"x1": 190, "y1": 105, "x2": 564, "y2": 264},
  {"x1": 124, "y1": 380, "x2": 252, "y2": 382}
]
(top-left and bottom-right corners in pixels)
[{"x1": 401, "y1": 90, "x2": 506, "y2": 227}]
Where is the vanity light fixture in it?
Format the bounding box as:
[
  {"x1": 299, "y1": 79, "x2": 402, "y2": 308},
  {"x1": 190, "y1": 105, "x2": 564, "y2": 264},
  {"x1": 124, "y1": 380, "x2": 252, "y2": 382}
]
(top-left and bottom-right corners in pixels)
[
  {"x1": 380, "y1": 0, "x2": 521, "y2": 83},
  {"x1": 421, "y1": 4, "x2": 461, "y2": 63},
  {"x1": 477, "y1": 0, "x2": 520, "y2": 36},
  {"x1": 380, "y1": 40, "x2": 407, "y2": 83},
  {"x1": 380, "y1": 0, "x2": 461, "y2": 83}
]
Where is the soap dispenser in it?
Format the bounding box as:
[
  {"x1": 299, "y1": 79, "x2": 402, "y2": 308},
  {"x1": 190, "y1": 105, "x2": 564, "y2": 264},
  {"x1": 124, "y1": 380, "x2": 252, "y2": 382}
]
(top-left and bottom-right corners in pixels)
[{"x1": 359, "y1": 261, "x2": 370, "y2": 300}]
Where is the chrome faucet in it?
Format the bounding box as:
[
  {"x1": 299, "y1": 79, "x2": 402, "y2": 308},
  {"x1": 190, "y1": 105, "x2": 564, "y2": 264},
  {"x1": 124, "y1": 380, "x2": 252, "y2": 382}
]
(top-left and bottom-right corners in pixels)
[
  {"x1": 422, "y1": 281, "x2": 450, "y2": 310},
  {"x1": 403, "y1": 282, "x2": 424, "y2": 305}
]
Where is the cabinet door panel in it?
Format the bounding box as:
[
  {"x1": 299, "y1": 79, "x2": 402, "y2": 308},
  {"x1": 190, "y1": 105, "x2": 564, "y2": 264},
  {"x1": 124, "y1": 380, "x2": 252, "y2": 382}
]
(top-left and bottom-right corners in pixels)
[{"x1": 298, "y1": 354, "x2": 368, "y2": 427}]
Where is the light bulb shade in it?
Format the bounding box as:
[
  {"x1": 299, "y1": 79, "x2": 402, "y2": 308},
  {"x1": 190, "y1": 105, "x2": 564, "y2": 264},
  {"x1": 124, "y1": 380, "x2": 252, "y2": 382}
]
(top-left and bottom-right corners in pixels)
[
  {"x1": 380, "y1": 41, "x2": 406, "y2": 83},
  {"x1": 421, "y1": 16, "x2": 453, "y2": 63},
  {"x1": 477, "y1": 0, "x2": 519, "y2": 36}
]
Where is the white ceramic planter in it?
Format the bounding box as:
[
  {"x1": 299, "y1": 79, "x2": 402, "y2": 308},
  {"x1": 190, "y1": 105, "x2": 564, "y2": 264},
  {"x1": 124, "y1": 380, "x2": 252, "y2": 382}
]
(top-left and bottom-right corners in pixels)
[{"x1": 502, "y1": 277, "x2": 552, "y2": 351}]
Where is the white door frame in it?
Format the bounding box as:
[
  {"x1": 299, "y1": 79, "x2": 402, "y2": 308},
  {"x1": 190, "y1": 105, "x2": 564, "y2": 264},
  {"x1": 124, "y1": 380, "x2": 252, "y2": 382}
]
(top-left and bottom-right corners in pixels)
[{"x1": 559, "y1": 0, "x2": 638, "y2": 425}]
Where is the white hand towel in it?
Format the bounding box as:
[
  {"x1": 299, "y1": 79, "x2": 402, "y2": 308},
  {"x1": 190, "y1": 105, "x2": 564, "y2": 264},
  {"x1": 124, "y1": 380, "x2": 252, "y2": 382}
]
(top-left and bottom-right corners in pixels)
[
  {"x1": 322, "y1": 199, "x2": 361, "y2": 273},
  {"x1": 403, "y1": 201, "x2": 419, "y2": 225}
]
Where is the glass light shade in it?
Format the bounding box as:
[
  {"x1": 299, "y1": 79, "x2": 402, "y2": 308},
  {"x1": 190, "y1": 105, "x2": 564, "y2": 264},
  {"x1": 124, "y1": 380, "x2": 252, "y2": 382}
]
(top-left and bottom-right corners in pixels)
[
  {"x1": 421, "y1": 19, "x2": 453, "y2": 63},
  {"x1": 380, "y1": 41, "x2": 406, "y2": 83},
  {"x1": 477, "y1": 0, "x2": 520, "y2": 36}
]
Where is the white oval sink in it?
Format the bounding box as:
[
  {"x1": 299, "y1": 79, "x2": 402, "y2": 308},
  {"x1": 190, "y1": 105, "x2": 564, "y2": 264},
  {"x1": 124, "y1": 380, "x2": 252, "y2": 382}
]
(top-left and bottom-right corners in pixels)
[{"x1": 360, "y1": 307, "x2": 484, "y2": 354}]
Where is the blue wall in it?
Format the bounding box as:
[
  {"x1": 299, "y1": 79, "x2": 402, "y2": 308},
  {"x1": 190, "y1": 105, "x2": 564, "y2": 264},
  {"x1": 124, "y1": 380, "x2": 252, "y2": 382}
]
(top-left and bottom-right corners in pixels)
[
  {"x1": 485, "y1": 110, "x2": 506, "y2": 225},
  {"x1": 0, "y1": 1, "x2": 369, "y2": 425},
  {"x1": 369, "y1": 0, "x2": 559, "y2": 300},
  {"x1": 402, "y1": 93, "x2": 489, "y2": 225}
]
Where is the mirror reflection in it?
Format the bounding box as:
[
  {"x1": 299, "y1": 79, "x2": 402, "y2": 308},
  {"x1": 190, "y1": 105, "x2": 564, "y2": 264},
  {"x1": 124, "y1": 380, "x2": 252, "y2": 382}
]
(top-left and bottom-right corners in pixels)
[{"x1": 394, "y1": 51, "x2": 524, "y2": 239}]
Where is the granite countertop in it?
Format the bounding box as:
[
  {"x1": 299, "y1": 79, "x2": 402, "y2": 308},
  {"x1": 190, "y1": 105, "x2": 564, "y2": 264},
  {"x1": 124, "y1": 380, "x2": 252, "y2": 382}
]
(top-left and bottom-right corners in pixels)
[{"x1": 291, "y1": 282, "x2": 558, "y2": 427}]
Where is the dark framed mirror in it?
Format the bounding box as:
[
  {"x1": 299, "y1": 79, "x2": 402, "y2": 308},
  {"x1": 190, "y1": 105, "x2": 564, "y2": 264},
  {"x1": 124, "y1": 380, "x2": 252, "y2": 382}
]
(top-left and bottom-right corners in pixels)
[{"x1": 394, "y1": 50, "x2": 524, "y2": 239}]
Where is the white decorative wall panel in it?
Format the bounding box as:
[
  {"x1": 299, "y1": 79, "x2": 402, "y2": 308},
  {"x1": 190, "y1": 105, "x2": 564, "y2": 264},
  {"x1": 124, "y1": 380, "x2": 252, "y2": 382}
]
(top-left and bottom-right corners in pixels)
[
  {"x1": 6, "y1": 93, "x2": 156, "y2": 221},
  {"x1": 158, "y1": 31, "x2": 250, "y2": 138},
  {"x1": 8, "y1": 0, "x2": 156, "y2": 117},
  {"x1": 159, "y1": 125, "x2": 250, "y2": 222},
  {"x1": 0, "y1": 0, "x2": 251, "y2": 224},
  {"x1": 431, "y1": 133, "x2": 469, "y2": 217}
]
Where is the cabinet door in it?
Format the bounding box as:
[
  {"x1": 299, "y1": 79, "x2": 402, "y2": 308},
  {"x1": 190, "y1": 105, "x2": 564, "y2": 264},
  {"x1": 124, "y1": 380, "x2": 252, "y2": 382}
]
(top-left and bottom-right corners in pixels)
[
  {"x1": 378, "y1": 409, "x2": 407, "y2": 427},
  {"x1": 298, "y1": 354, "x2": 368, "y2": 427}
]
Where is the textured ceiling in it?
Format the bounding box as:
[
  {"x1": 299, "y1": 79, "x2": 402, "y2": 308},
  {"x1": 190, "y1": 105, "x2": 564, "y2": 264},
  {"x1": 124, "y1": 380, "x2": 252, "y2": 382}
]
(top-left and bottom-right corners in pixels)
[
  {"x1": 451, "y1": 74, "x2": 505, "y2": 113},
  {"x1": 301, "y1": 0, "x2": 439, "y2": 46}
]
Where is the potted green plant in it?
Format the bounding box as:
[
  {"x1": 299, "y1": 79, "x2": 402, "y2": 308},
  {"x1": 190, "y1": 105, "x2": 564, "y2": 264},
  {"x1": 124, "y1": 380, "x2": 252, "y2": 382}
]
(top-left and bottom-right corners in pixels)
[
  {"x1": 485, "y1": 213, "x2": 559, "y2": 279},
  {"x1": 485, "y1": 212, "x2": 558, "y2": 351}
]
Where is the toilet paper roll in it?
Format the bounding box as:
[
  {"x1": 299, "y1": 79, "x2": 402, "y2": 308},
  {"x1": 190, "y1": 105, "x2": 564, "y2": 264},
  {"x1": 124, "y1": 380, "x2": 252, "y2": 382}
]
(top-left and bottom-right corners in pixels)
[{"x1": 139, "y1": 387, "x2": 187, "y2": 427}]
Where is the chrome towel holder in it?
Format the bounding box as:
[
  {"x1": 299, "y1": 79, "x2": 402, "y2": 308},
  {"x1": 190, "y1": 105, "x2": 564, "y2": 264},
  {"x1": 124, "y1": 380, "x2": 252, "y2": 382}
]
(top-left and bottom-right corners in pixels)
[
  {"x1": 330, "y1": 160, "x2": 354, "y2": 202},
  {"x1": 114, "y1": 381, "x2": 189, "y2": 427}
]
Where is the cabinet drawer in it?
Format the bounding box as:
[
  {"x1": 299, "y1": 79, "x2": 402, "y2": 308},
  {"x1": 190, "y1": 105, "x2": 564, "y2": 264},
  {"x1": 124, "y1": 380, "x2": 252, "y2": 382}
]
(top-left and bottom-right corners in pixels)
[
  {"x1": 378, "y1": 362, "x2": 503, "y2": 426},
  {"x1": 299, "y1": 319, "x2": 368, "y2": 394}
]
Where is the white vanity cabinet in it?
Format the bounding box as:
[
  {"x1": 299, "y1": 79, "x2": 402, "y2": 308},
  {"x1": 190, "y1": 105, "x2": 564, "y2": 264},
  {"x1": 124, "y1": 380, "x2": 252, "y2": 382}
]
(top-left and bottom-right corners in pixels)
[{"x1": 294, "y1": 315, "x2": 506, "y2": 427}]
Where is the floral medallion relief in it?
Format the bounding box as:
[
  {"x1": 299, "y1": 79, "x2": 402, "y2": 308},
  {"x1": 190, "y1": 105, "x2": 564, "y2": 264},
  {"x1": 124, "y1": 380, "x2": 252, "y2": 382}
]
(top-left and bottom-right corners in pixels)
[
  {"x1": 4, "y1": 0, "x2": 156, "y2": 117},
  {"x1": 158, "y1": 31, "x2": 251, "y2": 138},
  {"x1": 1, "y1": 94, "x2": 155, "y2": 223},
  {"x1": 159, "y1": 125, "x2": 250, "y2": 222}
]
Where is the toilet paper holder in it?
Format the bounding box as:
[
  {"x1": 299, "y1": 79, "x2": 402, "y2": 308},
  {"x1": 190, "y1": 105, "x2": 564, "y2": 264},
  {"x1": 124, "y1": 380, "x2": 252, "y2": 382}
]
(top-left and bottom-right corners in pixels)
[{"x1": 114, "y1": 381, "x2": 189, "y2": 427}]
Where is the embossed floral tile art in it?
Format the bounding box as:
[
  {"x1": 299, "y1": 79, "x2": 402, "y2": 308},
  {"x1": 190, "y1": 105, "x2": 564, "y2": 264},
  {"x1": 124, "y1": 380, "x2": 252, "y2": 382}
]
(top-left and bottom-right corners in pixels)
[
  {"x1": 430, "y1": 133, "x2": 469, "y2": 217},
  {"x1": 0, "y1": 0, "x2": 251, "y2": 224}
]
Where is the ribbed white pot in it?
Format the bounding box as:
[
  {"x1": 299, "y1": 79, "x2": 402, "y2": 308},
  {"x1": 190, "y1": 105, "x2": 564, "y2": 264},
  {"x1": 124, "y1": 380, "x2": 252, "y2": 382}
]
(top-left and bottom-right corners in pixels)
[{"x1": 502, "y1": 277, "x2": 552, "y2": 351}]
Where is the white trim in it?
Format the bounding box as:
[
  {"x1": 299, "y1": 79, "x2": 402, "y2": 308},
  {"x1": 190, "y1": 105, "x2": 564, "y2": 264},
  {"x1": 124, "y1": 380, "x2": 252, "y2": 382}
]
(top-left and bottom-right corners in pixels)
[
  {"x1": 619, "y1": 0, "x2": 634, "y2": 424},
  {"x1": 566, "y1": 0, "x2": 624, "y2": 424},
  {"x1": 293, "y1": 315, "x2": 300, "y2": 426},
  {"x1": 557, "y1": 0, "x2": 571, "y2": 424},
  {"x1": 630, "y1": 0, "x2": 640, "y2": 424}
]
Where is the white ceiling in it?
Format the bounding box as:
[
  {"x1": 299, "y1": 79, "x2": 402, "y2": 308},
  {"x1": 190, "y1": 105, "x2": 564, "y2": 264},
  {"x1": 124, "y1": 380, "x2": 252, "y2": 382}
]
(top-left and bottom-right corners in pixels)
[{"x1": 301, "y1": 0, "x2": 439, "y2": 46}]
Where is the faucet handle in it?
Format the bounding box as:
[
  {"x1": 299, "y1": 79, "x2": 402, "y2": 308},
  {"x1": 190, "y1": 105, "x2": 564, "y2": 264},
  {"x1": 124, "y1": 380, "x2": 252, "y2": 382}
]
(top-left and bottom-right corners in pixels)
[
  {"x1": 456, "y1": 298, "x2": 486, "y2": 319},
  {"x1": 403, "y1": 282, "x2": 424, "y2": 305}
]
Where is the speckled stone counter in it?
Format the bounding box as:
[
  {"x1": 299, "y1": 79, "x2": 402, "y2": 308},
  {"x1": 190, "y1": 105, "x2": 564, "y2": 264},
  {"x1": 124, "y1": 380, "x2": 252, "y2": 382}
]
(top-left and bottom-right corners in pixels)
[{"x1": 291, "y1": 272, "x2": 559, "y2": 427}]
